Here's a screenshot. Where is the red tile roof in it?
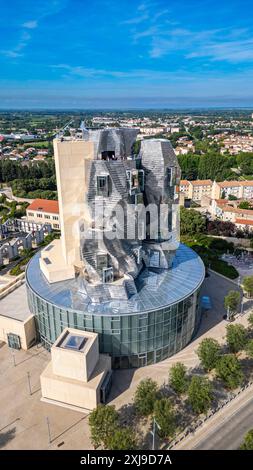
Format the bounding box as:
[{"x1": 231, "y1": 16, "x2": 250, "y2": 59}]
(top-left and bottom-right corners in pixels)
[
  {"x1": 27, "y1": 198, "x2": 59, "y2": 214},
  {"x1": 235, "y1": 218, "x2": 253, "y2": 226}
]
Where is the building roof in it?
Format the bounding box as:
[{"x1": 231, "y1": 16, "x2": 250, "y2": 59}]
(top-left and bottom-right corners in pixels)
[
  {"x1": 216, "y1": 204, "x2": 253, "y2": 215},
  {"x1": 0, "y1": 284, "x2": 31, "y2": 321},
  {"x1": 180, "y1": 180, "x2": 189, "y2": 186},
  {"x1": 26, "y1": 243, "x2": 205, "y2": 317},
  {"x1": 235, "y1": 218, "x2": 253, "y2": 226},
  {"x1": 27, "y1": 198, "x2": 59, "y2": 214},
  {"x1": 218, "y1": 180, "x2": 253, "y2": 188},
  {"x1": 191, "y1": 179, "x2": 212, "y2": 186}
]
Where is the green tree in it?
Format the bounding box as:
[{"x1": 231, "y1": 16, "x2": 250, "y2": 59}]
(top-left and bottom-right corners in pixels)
[
  {"x1": 107, "y1": 427, "x2": 137, "y2": 450},
  {"x1": 188, "y1": 376, "x2": 213, "y2": 414},
  {"x1": 224, "y1": 290, "x2": 240, "y2": 315},
  {"x1": 246, "y1": 339, "x2": 253, "y2": 358},
  {"x1": 178, "y1": 154, "x2": 199, "y2": 180},
  {"x1": 134, "y1": 378, "x2": 158, "y2": 416},
  {"x1": 154, "y1": 398, "x2": 176, "y2": 439},
  {"x1": 240, "y1": 429, "x2": 253, "y2": 450},
  {"x1": 248, "y1": 312, "x2": 253, "y2": 329},
  {"x1": 237, "y1": 152, "x2": 253, "y2": 175},
  {"x1": 215, "y1": 354, "x2": 244, "y2": 389},
  {"x1": 88, "y1": 404, "x2": 118, "y2": 449},
  {"x1": 238, "y1": 201, "x2": 252, "y2": 210},
  {"x1": 180, "y1": 207, "x2": 206, "y2": 235},
  {"x1": 197, "y1": 338, "x2": 221, "y2": 371},
  {"x1": 169, "y1": 363, "x2": 188, "y2": 394},
  {"x1": 242, "y1": 276, "x2": 253, "y2": 298},
  {"x1": 226, "y1": 324, "x2": 247, "y2": 353}
]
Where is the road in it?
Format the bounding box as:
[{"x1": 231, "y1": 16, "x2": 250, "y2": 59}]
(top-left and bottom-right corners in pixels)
[
  {"x1": 174, "y1": 385, "x2": 253, "y2": 450},
  {"x1": 194, "y1": 395, "x2": 253, "y2": 450}
]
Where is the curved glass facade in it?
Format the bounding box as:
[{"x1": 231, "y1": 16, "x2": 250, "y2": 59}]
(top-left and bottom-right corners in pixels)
[{"x1": 27, "y1": 284, "x2": 202, "y2": 368}]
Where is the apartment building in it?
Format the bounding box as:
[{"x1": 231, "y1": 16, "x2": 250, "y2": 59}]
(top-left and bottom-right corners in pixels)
[
  {"x1": 179, "y1": 180, "x2": 190, "y2": 197},
  {"x1": 235, "y1": 219, "x2": 253, "y2": 232},
  {"x1": 211, "y1": 199, "x2": 253, "y2": 224},
  {"x1": 179, "y1": 179, "x2": 212, "y2": 201},
  {"x1": 180, "y1": 179, "x2": 253, "y2": 202},
  {"x1": 212, "y1": 180, "x2": 253, "y2": 200},
  {"x1": 26, "y1": 199, "x2": 60, "y2": 230}
]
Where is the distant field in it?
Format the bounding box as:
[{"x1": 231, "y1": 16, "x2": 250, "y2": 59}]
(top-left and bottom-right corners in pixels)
[{"x1": 23, "y1": 141, "x2": 50, "y2": 148}]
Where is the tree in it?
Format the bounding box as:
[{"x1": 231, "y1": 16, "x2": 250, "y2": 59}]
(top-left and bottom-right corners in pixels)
[
  {"x1": 187, "y1": 376, "x2": 213, "y2": 414},
  {"x1": 224, "y1": 290, "x2": 240, "y2": 316},
  {"x1": 226, "y1": 324, "x2": 247, "y2": 353},
  {"x1": 215, "y1": 354, "x2": 244, "y2": 389},
  {"x1": 242, "y1": 276, "x2": 253, "y2": 298},
  {"x1": 246, "y1": 339, "x2": 253, "y2": 358},
  {"x1": 248, "y1": 312, "x2": 253, "y2": 329},
  {"x1": 107, "y1": 427, "x2": 137, "y2": 450},
  {"x1": 154, "y1": 398, "x2": 176, "y2": 439},
  {"x1": 88, "y1": 404, "x2": 118, "y2": 449},
  {"x1": 240, "y1": 429, "x2": 253, "y2": 450},
  {"x1": 134, "y1": 378, "x2": 158, "y2": 416},
  {"x1": 238, "y1": 201, "x2": 252, "y2": 210},
  {"x1": 180, "y1": 207, "x2": 206, "y2": 235},
  {"x1": 169, "y1": 362, "x2": 188, "y2": 394},
  {"x1": 197, "y1": 338, "x2": 221, "y2": 371}
]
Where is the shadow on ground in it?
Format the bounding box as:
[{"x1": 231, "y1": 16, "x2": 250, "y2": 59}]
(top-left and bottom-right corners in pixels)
[{"x1": 0, "y1": 427, "x2": 16, "y2": 448}]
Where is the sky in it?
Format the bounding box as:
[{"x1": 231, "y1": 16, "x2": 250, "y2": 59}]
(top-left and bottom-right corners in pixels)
[{"x1": 1, "y1": 0, "x2": 253, "y2": 109}]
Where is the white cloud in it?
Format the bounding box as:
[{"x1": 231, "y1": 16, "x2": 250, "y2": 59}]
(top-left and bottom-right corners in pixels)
[{"x1": 22, "y1": 20, "x2": 38, "y2": 29}]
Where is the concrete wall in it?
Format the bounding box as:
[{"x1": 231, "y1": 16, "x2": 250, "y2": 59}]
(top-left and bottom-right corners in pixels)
[
  {"x1": 41, "y1": 363, "x2": 99, "y2": 410},
  {"x1": 41, "y1": 354, "x2": 111, "y2": 410},
  {"x1": 51, "y1": 334, "x2": 99, "y2": 382},
  {"x1": 53, "y1": 139, "x2": 94, "y2": 267}
]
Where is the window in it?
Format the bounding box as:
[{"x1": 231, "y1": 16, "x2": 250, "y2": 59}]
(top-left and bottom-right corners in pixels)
[
  {"x1": 134, "y1": 247, "x2": 142, "y2": 264},
  {"x1": 96, "y1": 253, "x2": 108, "y2": 271},
  {"x1": 101, "y1": 150, "x2": 116, "y2": 161},
  {"x1": 53, "y1": 216, "x2": 58, "y2": 220},
  {"x1": 7, "y1": 333, "x2": 21, "y2": 350},
  {"x1": 45, "y1": 215, "x2": 51, "y2": 219},
  {"x1": 149, "y1": 250, "x2": 160, "y2": 268},
  {"x1": 36, "y1": 213, "x2": 43, "y2": 218},
  {"x1": 126, "y1": 169, "x2": 140, "y2": 194},
  {"x1": 97, "y1": 175, "x2": 109, "y2": 196},
  {"x1": 103, "y1": 267, "x2": 113, "y2": 283},
  {"x1": 167, "y1": 167, "x2": 175, "y2": 187},
  {"x1": 28, "y1": 212, "x2": 34, "y2": 217},
  {"x1": 138, "y1": 170, "x2": 144, "y2": 191}
]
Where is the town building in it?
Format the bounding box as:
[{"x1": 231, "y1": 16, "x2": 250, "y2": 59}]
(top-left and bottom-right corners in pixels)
[
  {"x1": 179, "y1": 179, "x2": 213, "y2": 201},
  {"x1": 212, "y1": 180, "x2": 253, "y2": 200},
  {"x1": 26, "y1": 198, "x2": 60, "y2": 229}
]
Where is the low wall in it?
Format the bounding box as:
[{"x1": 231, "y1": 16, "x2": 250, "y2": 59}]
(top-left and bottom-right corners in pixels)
[
  {"x1": 208, "y1": 235, "x2": 251, "y2": 248},
  {"x1": 0, "y1": 273, "x2": 26, "y2": 300}
]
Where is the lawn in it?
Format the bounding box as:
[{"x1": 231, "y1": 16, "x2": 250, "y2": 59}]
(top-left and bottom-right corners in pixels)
[{"x1": 181, "y1": 234, "x2": 239, "y2": 280}]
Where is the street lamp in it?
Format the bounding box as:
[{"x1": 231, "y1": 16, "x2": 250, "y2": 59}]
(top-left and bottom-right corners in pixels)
[
  {"x1": 46, "y1": 416, "x2": 52, "y2": 445},
  {"x1": 150, "y1": 417, "x2": 161, "y2": 451},
  {"x1": 27, "y1": 371, "x2": 32, "y2": 395}
]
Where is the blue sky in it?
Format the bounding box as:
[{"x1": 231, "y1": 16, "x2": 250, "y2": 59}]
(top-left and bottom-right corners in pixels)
[{"x1": 1, "y1": 0, "x2": 253, "y2": 108}]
